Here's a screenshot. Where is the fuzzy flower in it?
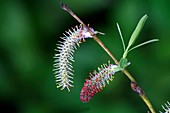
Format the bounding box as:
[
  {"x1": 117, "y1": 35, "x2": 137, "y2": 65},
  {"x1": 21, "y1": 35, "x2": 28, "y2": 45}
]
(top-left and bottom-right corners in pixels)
[
  {"x1": 53, "y1": 25, "x2": 98, "y2": 92},
  {"x1": 160, "y1": 101, "x2": 170, "y2": 113},
  {"x1": 80, "y1": 61, "x2": 121, "y2": 102}
]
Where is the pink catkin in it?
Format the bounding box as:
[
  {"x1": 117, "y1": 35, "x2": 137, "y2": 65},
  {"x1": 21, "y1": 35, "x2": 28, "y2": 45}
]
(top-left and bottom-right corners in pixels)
[
  {"x1": 80, "y1": 79, "x2": 100, "y2": 102},
  {"x1": 80, "y1": 63, "x2": 119, "y2": 102}
]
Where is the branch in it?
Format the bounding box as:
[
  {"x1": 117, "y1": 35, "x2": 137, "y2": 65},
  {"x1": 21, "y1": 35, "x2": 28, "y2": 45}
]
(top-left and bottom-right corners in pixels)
[{"x1": 60, "y1": 2, "x2": 156, "y2": 113}]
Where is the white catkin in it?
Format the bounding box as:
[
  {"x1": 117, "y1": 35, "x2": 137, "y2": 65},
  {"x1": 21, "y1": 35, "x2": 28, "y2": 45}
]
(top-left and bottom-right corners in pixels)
[
  {"x1": 53, "y1": 25, "x2": 95, "y2": 91},
  {"x1": 160, "y1": 101, "x2": 170, "y2": 113}
]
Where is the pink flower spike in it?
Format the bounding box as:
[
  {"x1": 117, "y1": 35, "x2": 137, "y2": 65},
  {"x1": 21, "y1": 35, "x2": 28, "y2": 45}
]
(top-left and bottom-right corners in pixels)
[{"x1": 80, "y1": 61, "x2": 120, "y2": 102}]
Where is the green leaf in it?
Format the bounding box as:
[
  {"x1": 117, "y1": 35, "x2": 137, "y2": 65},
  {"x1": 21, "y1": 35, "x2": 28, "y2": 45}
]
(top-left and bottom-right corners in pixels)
[
  {"x1": 128, "y1": 39, "x2": 159, "y2": 52},
  {"x1": 117, "y1": 23, "x2": 125, "y2": 52},
  {"x1": 127, "y1": 14, "x2": 148, "y2": 49},
  {"x1": 119, "y1": 58, "x2": 128, "y2": 69},
  {"x1": 113, "y1": 66, "x2": 123, "y2": 72}
]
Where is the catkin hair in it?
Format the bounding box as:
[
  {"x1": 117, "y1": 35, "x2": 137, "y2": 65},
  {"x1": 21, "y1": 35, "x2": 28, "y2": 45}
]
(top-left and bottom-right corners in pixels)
[
  {"x1": 80, "y1": 62, "x2": 119, "y2": 102},
  {"x1": 53, "y1": 25, "x2": 95, "y2": 91}
]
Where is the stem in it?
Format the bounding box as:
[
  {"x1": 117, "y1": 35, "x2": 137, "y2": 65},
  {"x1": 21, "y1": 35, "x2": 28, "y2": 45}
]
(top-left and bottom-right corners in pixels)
[
  {"x1": 60, "y1": 2, "x2": 87, "y2": 28},
  {"x1": 93, "y1": 35, "x2": 155, "y2": 113},
  {"x1": 140, "y1": 94, "x2": 156, "y2": 113},
  {"x1": 122, "y1": 69, "x2": 136, "y2": 82},
  {"x1": 60, "y1": 2, "x2": 156, "y2": 113},
  {"x1": 93, "y1": 35, "x2": 119, "y2": 64}
]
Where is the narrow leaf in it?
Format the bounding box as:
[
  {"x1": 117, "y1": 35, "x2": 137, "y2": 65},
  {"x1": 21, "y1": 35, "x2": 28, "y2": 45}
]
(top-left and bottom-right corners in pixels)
[
  {"x1": 117, "y1": 23, "x2": 125, "y2": 52},
  {"x1": 119, "y1": 58, "x2": 128, "y2": 69},
  {"x1": 128, "y1": 39, "x2": 159, "y2": 52},
  {"x1": 127, "y1": 15, "x2": 148, "y2": 49}
]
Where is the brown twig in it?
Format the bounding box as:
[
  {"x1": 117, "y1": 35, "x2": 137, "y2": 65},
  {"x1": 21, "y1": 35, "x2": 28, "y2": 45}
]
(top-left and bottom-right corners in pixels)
[{"x1": 60, "y1": 2, "x2": 156, "y2": 113}]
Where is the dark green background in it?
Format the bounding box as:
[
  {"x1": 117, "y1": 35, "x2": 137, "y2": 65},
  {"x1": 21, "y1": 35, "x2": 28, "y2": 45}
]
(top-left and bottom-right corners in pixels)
[{"x1": 0, "y1": 0, "x2": 169, "y2": 113}]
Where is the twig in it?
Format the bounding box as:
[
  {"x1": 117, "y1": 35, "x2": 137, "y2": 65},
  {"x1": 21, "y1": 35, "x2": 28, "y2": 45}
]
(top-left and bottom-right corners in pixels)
[{"x1": 60, "y1": 2, "x2": 156, "y2": 113}]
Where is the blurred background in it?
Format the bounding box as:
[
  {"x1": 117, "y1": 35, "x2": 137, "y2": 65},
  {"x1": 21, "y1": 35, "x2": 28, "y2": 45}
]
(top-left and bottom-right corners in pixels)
[{"x1": 0, "y1": 0, "x2": 170, "y2": 113}]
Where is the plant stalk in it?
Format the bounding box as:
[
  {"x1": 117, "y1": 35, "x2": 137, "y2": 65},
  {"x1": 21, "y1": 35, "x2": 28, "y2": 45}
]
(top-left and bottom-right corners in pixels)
[
  {"x1": 60, "y1": 2, "x2": 156, "y2": 113},
  {"x1": 92, "y1": 34, "x2": 155, "y2": 113}
]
